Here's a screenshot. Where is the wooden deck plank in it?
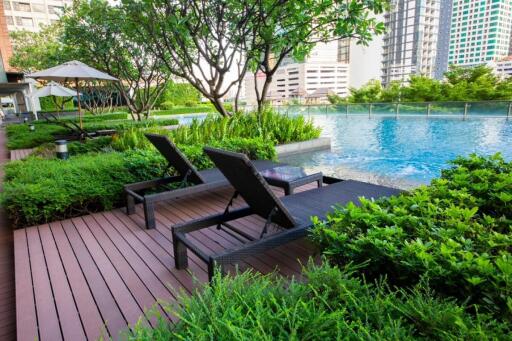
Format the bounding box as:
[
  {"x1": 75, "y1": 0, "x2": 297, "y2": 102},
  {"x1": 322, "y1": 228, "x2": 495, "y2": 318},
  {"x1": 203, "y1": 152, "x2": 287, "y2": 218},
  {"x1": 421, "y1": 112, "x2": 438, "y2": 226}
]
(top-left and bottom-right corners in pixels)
[
  {"x1": 38, "y1": 225, "x2": 87, "y2": 341},
  {"x1": 14, "y1": 229, "x2": 38, "y2": 341},
  {"x1": 49, "y1": 221, "x2": 107, "y2": 341},
  {"x1": 110, "y1": 209, "x2": 209, "y2": 284},
  {"x1": 25, "y1": 227, "x2": 63, "y2": 341},
  {"x1": 88, "y1": 213, "x2": 178, "y2": 321},
  {"x1": 60, "y1": 219, "x2": 126, "y2": 338},
  {"x1": 71, "y1": 217, "x2": 149, "y2": 329},
  {"x1": 14, "y1": 181, "x2": 340, "y2": 339}
]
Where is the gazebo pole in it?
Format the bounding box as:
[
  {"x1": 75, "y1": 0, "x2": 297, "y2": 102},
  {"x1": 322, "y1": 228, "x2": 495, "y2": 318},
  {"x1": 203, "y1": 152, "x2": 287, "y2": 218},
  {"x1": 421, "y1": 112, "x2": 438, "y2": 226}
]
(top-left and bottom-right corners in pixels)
[{"x1": 75, "y1": 77, "x2": 83, "y2": 129}]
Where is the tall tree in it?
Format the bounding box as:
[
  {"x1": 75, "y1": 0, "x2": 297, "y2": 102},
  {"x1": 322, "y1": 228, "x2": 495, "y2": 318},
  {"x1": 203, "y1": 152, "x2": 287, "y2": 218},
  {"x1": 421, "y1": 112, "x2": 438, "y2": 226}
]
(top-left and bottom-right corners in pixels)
[
  {"x1": 247, "y1": 0, "x2": 387, "y2": 113},
  {"x1": 61, "y1": 0, "x2": 169, "y2": 120},
  {"x1": 9, "y1": 22, "x2": 68, "y2": 72},
  {"x1": 122, "y1": 0, "x2": 257, "y2": 116}
]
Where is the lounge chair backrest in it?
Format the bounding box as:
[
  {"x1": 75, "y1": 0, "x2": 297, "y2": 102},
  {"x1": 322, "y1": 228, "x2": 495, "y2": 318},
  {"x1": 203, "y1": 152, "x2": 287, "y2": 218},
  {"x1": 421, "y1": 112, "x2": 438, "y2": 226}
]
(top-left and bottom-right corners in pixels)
[
  {"x1": 204, "y1": 147, "x2": 296, "y2": 228},
  {"x1": 145, "y1": 133, "x2": 205, "y2": 184}
]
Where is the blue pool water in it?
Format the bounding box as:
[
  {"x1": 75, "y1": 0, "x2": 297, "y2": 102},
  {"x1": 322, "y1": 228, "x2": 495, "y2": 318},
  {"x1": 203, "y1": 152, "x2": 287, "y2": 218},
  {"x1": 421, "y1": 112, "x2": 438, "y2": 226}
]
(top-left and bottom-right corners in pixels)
[{"x1": 281, "y1": 115, "x2": 512, "y2": 188}]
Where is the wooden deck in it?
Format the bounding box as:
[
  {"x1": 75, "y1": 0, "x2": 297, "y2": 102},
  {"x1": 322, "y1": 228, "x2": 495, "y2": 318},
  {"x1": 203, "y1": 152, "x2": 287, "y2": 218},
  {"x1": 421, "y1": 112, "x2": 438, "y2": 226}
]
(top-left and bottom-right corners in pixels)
[
  {"x1": 0, "y1": 128, "x2": 16, "y2": 341},
  {"x1": 10, "y1": 148, "x2": 33, "y2": 161},
  {"x1": 15, "y1": 185, "x2": 318, "y2": 340}
]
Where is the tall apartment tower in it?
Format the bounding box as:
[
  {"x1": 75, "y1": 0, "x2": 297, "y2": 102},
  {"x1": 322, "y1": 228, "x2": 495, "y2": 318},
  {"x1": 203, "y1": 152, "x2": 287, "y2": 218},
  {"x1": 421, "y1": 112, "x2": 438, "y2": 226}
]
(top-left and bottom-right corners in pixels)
[
  {"x1": 434, "y1": 0, "x2": 453, "y2": 79},
  {"x1": 2, "y1": 0, "x2": 72, "y2": 32},
  {"x1": 381, "y1": 0, "x2": 441, "y2": 86},
  {"x1": 448, "y1": 0, "x2": 512, "y2": 67}
]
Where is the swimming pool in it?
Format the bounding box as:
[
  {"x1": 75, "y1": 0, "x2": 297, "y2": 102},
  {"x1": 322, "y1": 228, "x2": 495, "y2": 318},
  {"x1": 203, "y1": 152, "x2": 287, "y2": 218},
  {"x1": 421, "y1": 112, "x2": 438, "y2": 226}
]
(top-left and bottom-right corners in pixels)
[{"x1": 281, "y1": 114, "x2": 512, "y2": 189}]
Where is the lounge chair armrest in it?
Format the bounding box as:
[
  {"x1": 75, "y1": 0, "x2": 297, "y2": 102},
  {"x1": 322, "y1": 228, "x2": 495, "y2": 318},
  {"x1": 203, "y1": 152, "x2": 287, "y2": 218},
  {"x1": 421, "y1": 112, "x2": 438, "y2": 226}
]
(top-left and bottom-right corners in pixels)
[
  {"x1": 211, "y1": 223, "x2": 310, "y2": 264},
  {"x1": 322, "y1": 175, "x2": 343, "y2": 184},
  {"x1": 144, "y1": 181, "x2": 227, "y2": 203},
  {"x1": 173, "y1": 206, "x2": 253, "y2": 234},
  {"x1": 124, "y1": 175, "x2": 183, "y2": 191}
]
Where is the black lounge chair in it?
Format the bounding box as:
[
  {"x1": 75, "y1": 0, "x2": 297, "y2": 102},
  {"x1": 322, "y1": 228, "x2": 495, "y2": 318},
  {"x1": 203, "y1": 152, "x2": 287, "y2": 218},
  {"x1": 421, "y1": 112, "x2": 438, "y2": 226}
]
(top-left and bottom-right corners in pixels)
[
  {"x1": 124, "y1": 133, "x2": 282, "y2": 229},
  {"x1": 172, "y1": 147, "x2": 402, "y2": 280}
]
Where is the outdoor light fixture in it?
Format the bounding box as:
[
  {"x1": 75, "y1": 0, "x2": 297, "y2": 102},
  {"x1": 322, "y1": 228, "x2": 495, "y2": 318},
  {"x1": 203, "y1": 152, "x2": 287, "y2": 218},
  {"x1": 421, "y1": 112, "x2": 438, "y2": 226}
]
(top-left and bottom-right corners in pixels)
[
  {"x1": 29, "y1": 124, "x2": 35, "y2": 132},
  {"x1": 23, "y1": 117, "x2": 28, "y2": 124},
  {"x1": 55, "y1": 140, "x2": 69, "y2": 160}
]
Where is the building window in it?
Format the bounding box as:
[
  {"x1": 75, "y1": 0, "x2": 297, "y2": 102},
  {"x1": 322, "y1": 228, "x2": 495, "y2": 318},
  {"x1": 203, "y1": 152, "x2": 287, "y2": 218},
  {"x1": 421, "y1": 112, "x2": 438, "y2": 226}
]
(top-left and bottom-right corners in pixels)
[
  {"x1": 48, "y1": 5, "x2": 63, "y2": 14},
  {"x1": 32, "y1": 3, "x2": 45, "y2": 12},
  {"x1": 3, "y1": 1, "x2": 11, "y2": 10},
  {"x1": 5, "y1": 16, "x2": 14, "y2": 25},
  {"x1": 13, "y1": 1, "x2": 30, "y2": 11},
  {"x1": 21, "y1": 16, "x2": 33, "y2": 26}
]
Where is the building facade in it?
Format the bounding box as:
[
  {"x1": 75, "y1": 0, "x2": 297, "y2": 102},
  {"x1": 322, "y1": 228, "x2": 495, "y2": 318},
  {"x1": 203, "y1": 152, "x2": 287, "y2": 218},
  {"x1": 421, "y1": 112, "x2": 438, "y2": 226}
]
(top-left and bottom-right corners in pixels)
[
  {"x1": 434, "y1": 0, "x2": 453, "y2": 79},
  {"x1": 2, "y1": 0, "x2": 71, "y2": 32},
  {"x1": 381, "y1": 0, "x2": 441, "y2": 86},
  {"x1": 243, "y1": 40, "x2": 350, "y2": 105},
  {"x1": 0, "y1": 0, "x2": 13, "y2": 80},
  {"x1": 448, "y1": 0, "x2": 512, "y2": 67}
]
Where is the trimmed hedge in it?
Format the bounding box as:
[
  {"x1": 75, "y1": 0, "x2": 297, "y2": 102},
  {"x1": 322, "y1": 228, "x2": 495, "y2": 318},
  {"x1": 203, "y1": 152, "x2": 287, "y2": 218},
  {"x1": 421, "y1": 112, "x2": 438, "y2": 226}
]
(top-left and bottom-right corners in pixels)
[
  {"x1": 6, "y1": 118, "x2": 178, "y2": 149},
  {"x1": 151, "y1": 105, "x2": 215, "y2": 116},
  {"x1": 128, "y1": 262, "x2": 511, "y2": 340},
  {"x1": 2, "y1": 153, "x2": 137, "y2": 227},
  {"x1": 312, "y1": 153, "x2": 512, "y2": 321},
  {"x1": 2, "y1": 137, "x2": 276, "y2": 227}
]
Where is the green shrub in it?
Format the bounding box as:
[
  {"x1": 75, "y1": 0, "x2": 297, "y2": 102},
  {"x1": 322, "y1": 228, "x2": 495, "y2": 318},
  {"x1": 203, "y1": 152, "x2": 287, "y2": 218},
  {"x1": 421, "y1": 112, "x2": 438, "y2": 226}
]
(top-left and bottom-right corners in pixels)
[
  {"x1": 129, "y1": 262, "x2": 510, "y2": 340},
  {"x1": 170, "y1": 108, "x2": 321, "y2": 145},
  {"x1": 1, "y1": 153, "x2": 138, "y2": 227},
  {"x1": 121, "y1": 137, "x2": 276, "y2": 176},
  {"x1": 6, "y1": 118, "x2": 178, "y2": 149},
  {"x1": 6, "y1": 123, "x2": 68, "y2": 149},
  {"x1": 311, "y1": 153, "x2": 512, "y2": 321},
  {"x1": 151, "y1": 105, "x2": 215, "y2": 115},
  {"x1": 155, "y1": 82, "x2": 201, "y2": 107}
]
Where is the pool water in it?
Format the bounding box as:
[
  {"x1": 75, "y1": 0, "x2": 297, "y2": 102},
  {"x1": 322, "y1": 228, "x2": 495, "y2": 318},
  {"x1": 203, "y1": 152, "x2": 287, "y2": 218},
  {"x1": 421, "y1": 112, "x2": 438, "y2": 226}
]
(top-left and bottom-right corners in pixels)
[{"x1": 281, "y1": 115, "x2": 512, "y2": 189}]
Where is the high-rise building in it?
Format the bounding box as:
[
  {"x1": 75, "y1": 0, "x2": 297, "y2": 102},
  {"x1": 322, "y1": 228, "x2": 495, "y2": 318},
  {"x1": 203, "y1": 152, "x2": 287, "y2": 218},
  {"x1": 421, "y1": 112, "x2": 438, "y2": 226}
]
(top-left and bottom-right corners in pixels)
[
  {"x1": 2, "y1": 0, "x2": 71, "y2": 32},
  {"x1": 243, "y1": 40, "x2": 350, "y2": 105},
  {"x1": 448, "y1": 0, "x2": 512, "y2": 67},
  {"x1": 381, "y1": 0, "x2": 441, "y2": 86},
  {"x1": 434, "y1": 0, "x2": 453, "y2": 79},
  {"x1": 0, "y1": 0, "x2": 13, "y2": 81}
]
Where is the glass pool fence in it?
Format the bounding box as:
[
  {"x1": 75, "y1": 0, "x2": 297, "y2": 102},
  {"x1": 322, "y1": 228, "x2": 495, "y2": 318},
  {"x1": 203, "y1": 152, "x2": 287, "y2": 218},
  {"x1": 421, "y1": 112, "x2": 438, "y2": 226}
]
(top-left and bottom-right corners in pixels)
[{"x1": 245, "y1": 100, "x2": 512, "y2": 118}]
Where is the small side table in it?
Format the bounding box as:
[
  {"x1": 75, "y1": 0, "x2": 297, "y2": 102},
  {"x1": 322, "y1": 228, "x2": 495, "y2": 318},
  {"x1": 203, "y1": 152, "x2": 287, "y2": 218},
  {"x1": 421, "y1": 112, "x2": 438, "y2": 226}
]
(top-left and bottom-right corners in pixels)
[{"x1": 260, "y1": 166, "x2": 323, "y2": 195}]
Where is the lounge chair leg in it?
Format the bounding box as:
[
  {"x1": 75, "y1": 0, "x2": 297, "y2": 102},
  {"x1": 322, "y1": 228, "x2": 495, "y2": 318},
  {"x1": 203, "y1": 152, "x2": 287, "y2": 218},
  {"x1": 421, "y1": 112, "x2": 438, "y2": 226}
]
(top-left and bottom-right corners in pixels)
[
  {"x1": 173, "y1": 233, "x2": 189, "y2": 270},
  {"x1": 317, "y1": 177, "x2": 323, "y2": 188},
  {"x1": 143, "y1": 201, "x2": 156, "y2": 229},
  {"x1": 285, "y1": 185, "x2": 292, "y2": 195},
  {"x1": 126, "y1": 193, "x2": 135, "y2": 215}
]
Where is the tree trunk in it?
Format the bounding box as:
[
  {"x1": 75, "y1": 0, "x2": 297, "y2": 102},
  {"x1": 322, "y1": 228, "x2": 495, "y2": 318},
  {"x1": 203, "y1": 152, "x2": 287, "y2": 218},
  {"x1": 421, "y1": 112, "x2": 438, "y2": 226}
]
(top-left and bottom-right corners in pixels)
[
  {"x1": 210, "y1": 97, "x2": 230, "y2": 117},
  {"x1": 257, "y1": 75, "x2": 273, "y2": 114},
  {"x1": 234, "y1": 78, "x2": 243, "y2": 113}
]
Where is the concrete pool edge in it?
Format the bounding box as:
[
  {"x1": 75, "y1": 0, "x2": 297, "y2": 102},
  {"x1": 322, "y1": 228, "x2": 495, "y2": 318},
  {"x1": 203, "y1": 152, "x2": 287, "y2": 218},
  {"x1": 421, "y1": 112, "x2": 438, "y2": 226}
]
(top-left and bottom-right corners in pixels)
[{"x1": 276, "y1": 137, "x2": 331, "y2": 157}]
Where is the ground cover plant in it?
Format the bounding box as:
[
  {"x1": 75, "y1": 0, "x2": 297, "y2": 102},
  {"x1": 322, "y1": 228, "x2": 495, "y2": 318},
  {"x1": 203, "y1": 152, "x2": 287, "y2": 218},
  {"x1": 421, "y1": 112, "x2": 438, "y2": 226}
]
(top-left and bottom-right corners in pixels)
[
  {"x1": 312, "y1": 153, "x2": 512, "y2": 322},
  {"x1": 6, "y1": 117, "x2": 178, "y2": 149},
  {"x1": 151, "y1": 105, "x2": 215, "y2": 115},
  {"x1": 128, "y1": 262, "x2": 511, "y2": 340}
]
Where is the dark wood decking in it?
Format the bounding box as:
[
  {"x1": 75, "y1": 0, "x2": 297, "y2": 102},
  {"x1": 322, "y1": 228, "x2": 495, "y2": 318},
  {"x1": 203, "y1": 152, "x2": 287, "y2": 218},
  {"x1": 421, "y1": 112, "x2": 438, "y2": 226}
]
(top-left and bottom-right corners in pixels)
[
  {"x1": 15, "y1": 185, "x2": 319, "y2": 340},
  {"x1": 0, "y1": 128, "x2": 16, "y2": 341}
]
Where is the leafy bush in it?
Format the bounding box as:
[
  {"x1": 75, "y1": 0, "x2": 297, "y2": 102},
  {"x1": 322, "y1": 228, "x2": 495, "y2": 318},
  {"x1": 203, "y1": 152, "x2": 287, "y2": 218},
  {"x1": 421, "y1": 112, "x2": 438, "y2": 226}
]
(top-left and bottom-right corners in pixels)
[
  {"x1": 151, "y1": 105, "x2": 215, "y2": 115},
  {"x1": 6, "y1": 123, "x2": 68, "y2": 149},
  {"x1": 121, "y1": 137, "x2": 276, "y2": 177},
  {"x1": 6, "y1": 118, "x2": 178, "y2": 149},
  {"x1": 1, "y1": 153, "x2": 138, "y2": 227},
  {"x1": 129, "y1": 262, "x2": 510, "y2": 340},
  {"x1": 155, "y1": 82, "x2": 201, "y2": 107},
  {"x1": 170, "y1": 108, "x2": 321, "y2": 145},
  {"x1": 32, "y1": 137, "x2": 114, "y2": 158},
  {"x1": 311, "y1": 153, "x2": 512, "y2": 321}
]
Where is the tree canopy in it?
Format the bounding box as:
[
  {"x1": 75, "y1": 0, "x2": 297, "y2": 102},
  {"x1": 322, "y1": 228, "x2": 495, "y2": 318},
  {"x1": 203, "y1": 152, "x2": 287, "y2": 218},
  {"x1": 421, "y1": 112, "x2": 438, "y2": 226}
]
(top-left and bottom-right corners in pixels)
[{"x1": 347, "y1": 65, "x2": 512, "y2": 103}]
